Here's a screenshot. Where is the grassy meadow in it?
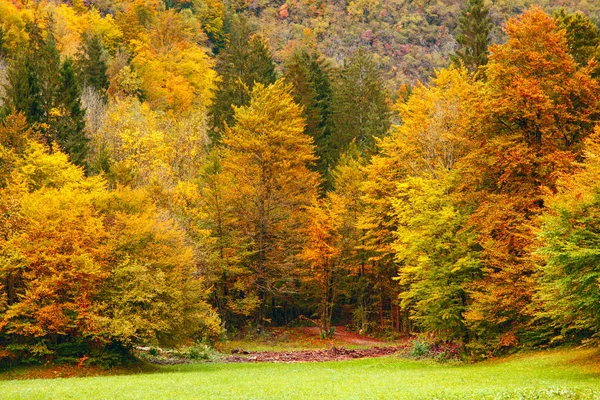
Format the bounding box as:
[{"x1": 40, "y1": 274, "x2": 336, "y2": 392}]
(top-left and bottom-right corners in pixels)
[{"x1": 1, "y1": 349, "x2": 600, "y2": 399}]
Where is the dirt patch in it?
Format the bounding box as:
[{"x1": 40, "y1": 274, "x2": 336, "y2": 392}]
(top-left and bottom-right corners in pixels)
[
  {"x1": 224, "y1": 346, "x2": 405, "y2": 363},
  {"x1": 298, "y1": 326, "x2": 385, "y2": 346}
]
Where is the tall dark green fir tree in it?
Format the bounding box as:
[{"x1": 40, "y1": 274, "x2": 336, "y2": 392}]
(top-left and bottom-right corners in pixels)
[
  {"x1": 553, "y1": 9, "x2": 600, "y2": 78},
  {"x1": 55, "y1": 57, "x2": 88, "y2": 168},
  {"x1": 76, "y1": 32, "x2": 109, "y2": 95},
  {"x1": 453, "y1": 0, "x2": 492, "y2": 74},
  {"x1": 208, "y1": 15, "x2": 276, "y2": 142},
  {"x1": 330, "y1": 49, "x2": 391, "y2": 163},
  {"x1": 284, "y1": 49, "x2": 334, "y2": 188},
  {"x1": 3, "y1": 19, "x2": 88, "y2": 168},
  {"x1": 3, "y1": 19, "x2": 60, "y2": 143}
]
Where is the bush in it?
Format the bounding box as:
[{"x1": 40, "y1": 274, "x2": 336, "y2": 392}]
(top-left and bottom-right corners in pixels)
[
  {"x1": 184, "y1": 343, "x2": 218, "y2": 361},
  {"x1": 410, "y1": 339, "x2": 431, "y2": 358}
]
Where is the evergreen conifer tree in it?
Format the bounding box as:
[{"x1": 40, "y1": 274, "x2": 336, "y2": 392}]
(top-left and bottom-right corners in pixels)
[
  {"x1": 453, "y1": 0, "x2": 492, "y2": 74},
  {"x1": 3, "y1": 19, "x2": 60, "y2": 144},
  {"x1": 76, "y1": 32, "x2": 109, "y2": 95},
  {"x1": 284, "y1": 49, "x2": 334, "y2": 188},
  {"x1": 553, "y1": 9, "x2": 600, "y2": 78},
  {"x1": 330, "y1": 49, "x2": 390, "y2": 163},
  {"x1": 3, "y1": 20, "x2": 88, "y2": 168},
  {"x1": 55, "y1": 57, "x2": 88, "y2": 168},
  {"x1": 208, "y1": 15, "x2": 276, "y2": 142}
]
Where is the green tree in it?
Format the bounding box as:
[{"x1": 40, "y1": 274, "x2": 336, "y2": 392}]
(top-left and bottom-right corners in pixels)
[
  {"x1": 76, "y1": 32, "x2": 109, "y2": 95},
  {"x1": 393, "y1": 173, "x2": 479, "y2": 342},
  {"x1": 3, "y1": 19, "x2": 60, "y2": 142},
  {"x1": 3, "y1": 18, "x2": 88, "y2": 168},
  {"x1": 209, "y1": 15, "x2": 276, "y2": 142},
  {"x1": 537, "y1": 128, "x2": 600, "y2": 344},
  {"x1": 452, "y1": 0, "x2": 492, "y2": 75},
  {"x1": 284, "y1": 49, "x2": 334, "y2": 187},
  {"x1": 330, "y1": 50, "x2": 391, "y2": 163},
  {"x1": 553, "y1": 9, "x2": 600, "y2": 78},
  {"x1": 55, "y1": 57, "x2": 88, "y2": 169}
]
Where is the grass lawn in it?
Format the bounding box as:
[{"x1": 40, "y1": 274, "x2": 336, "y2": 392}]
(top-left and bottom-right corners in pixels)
[{"x1": 1, "y1": 349, "x2": 600, "y2": 399}]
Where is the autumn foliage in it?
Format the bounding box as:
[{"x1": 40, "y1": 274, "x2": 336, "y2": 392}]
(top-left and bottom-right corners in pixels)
[{"x1": 1, "y1": 0, "x2": 600, "y2": 366}]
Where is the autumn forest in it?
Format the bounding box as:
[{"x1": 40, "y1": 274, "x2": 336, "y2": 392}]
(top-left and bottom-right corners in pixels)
[{"x1": 1, "y1": 0, "x2": 600, "y2": 370}]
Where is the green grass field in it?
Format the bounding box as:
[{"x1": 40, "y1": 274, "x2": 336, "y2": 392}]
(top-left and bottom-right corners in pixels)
[{"x1": 1, "y1": 349, "x2": 600, "y2": 399}]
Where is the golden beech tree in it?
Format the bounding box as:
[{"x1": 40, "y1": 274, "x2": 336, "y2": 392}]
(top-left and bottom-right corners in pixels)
[
  {"x1": 220, "y1": 80, "x2": 320, "y2": 325},
  {"x1": 0, "y1": 116, "x2": 220, "y2": 364},
  {"x1": 359, "y1": 67, "x2": 473, "y2": 333},
  {"x1": 130, "y1": 10, "x2": 216, "y2": 112},
  {"x1": 300, "y1": 194, "x2": 343, "y2": 338},
  {"x1": 460, "y1": 6, "x2": 600, "y2": 353}
]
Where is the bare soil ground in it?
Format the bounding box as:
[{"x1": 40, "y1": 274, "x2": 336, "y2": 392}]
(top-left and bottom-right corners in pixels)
[
  {"x1": 298, "y1": 326, "x2": 386, "y2": 346},
  {"x1": 224, "y1": 326, "x2": 410, "y2": 363},
  {"x1": 224, "y1": 345, "x2": 404, "y2": 363}
]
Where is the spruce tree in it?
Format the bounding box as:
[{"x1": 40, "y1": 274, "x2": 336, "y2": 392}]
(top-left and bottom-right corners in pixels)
[
  {"x1": 0, "y1": 26, "x2": 7, "y2": 59},
  {"x1": 55, "y1": 57, "x2": 88, "y2": 168},
  {"x1": 3, "y1": 19, "x2": 61, "y2": 144},
  {"x1": 553, "y1": 9, "x2": 600, "y2": 78},
  {"x1": 3, "y1": 19, "x2": 88, "y2": 168},
  {"x1": 330, "y1": 49, "x2": 391, "y2": 163},
  {"x1": 284, "y1": 49, "x2": 334, "y2": 188},
  {"x1": 76, "y1": 32, "x2": 109, "y2": 95},
  {"x1": 453, "y1": 0, "x2": 492, "y2": 74},
  {"x1": 208, "y1": 15, "x2": 276, "y2": 142}
]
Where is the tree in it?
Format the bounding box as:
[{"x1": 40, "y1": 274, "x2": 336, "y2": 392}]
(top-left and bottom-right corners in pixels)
[
  {"x1": 330, "y1": 50, "x2": 391, "y2": 162},
  {"x1": 76, "y1": 32, "x2": 109, "y2": 95},
  {"x1": 220, "y1": 80, "x2": 320, "y2": 325},
  {"x1": 300, "y1": 195, "x2": 343, "y2": 338},
  {"x1": 196, "y1": 149, "x2": 249, "y2": 327},
  {"x1": 284, "y1": 49, "x2": 334, "y2": 188},
  {"x1": 553, "y1": 9, "x2": 600, "y2": 78},
  {"x1": 209, "y1": 15, "x2": 277, "y2": 142},
  {"x1": 452, "y1": 0, "x2": 492, "y2": 75},
  {"x1": 392, "y1": 173, "x2": 479, "y2": 342},
  {"x1": 0, "y1": 129, "x2": 220, "y2": 364},
  {"x1": 3, "y1": 19, "x2": 61, "y2": 142},
  {"x1": 130, "y1": 10, "x2": 217, "y2": 112},
  {"x1": 55, "y1": 57, "x2": 88, "y2": 169},
  {"x1": 460, "y1": 6, "x2": 599, "y2": 353},
  {"x1": 3, "y1": 19, "x2": 88, "y2": 168},
  {"x1": 537, "y1": 128, "x2": 600, "y2": 344}
]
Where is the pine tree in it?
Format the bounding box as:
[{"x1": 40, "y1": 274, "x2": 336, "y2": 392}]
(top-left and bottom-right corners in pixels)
[
  {"x1": 553, "y1": 9, "x2": 600, "y2": 78},
  {"x1": 453, "y1": 0, "x2": 492, "y2": 74},
  {"x1": 330, "y1": 49, "x2": 391, "y2": 163},
  {"x1": 3, "y1": 19, "x2": 60, "y2": 145},
  {"x1": 55, "y1": 57, "x2": 88, "y2": 169},
  {"x1": 76, "y1": 32, "x2": 109, "y2": 95},
  {"x1": 3, "y1": 20, "x2": 88, "y2": 168},
  {"x1": 285, "y1": 49, "x2": 334, "y2": 188},
  {"x1": 209, "y1": 15, "x2": 276, "y2": 142}
]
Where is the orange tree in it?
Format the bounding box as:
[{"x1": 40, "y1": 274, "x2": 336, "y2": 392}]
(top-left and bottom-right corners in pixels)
[{"x1": 459, "y1": 6, "x2": 599, "y2": 354}]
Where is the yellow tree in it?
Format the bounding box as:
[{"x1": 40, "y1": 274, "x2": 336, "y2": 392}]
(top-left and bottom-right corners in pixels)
[
  {"x1": 359, "y1": 67, "x2": 473, "y2": 333},
  {"x1": 221, "y1": 80, "x2": 320, "y2": 325},
  {"x1": 130, "y1": 10, "x2": 216, "y2": 113},
  {"x1": 300, "y1": 194, "x2": 343, "y2": 338}
]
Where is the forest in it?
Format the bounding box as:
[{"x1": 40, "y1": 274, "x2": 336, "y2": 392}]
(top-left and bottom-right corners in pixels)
[{"x1": 1, "y1": 0, "x2": 600, "y2": 368}]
